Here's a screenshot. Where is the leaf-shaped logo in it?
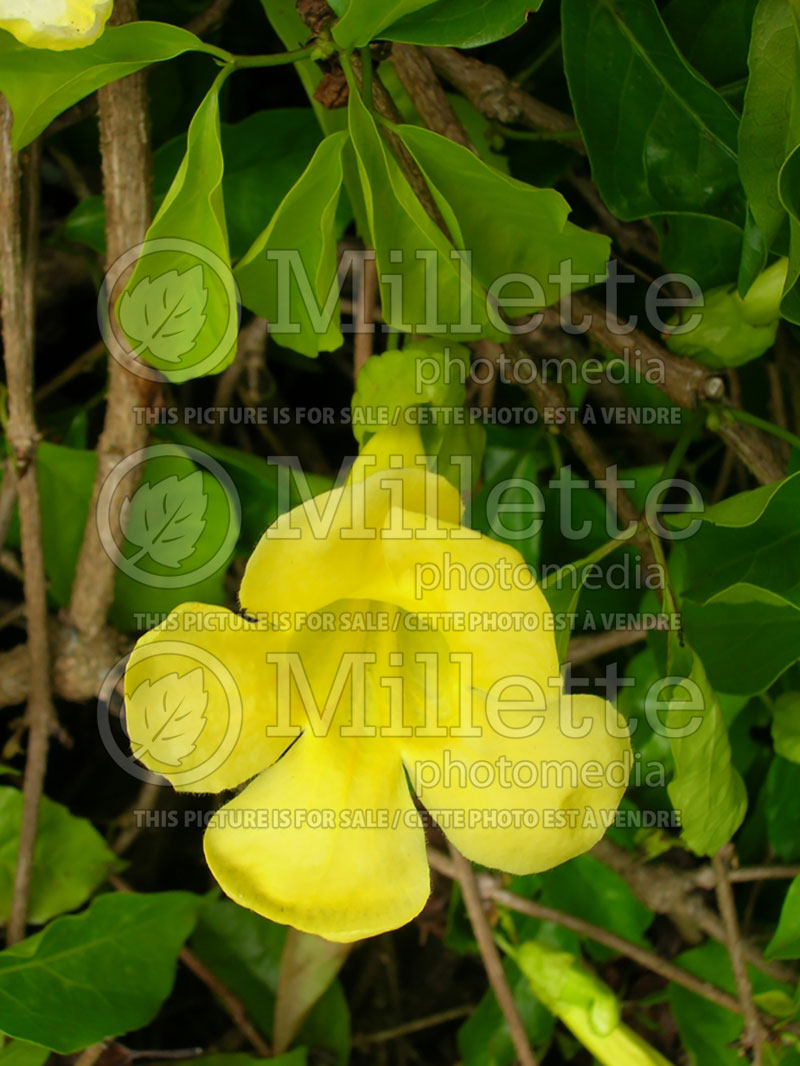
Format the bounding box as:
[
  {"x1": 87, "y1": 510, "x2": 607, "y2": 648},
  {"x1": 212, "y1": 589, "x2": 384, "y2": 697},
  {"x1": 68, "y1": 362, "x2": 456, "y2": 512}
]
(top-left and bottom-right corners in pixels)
[
  {"x1": 121, "y1": 470, "x2": 208, "y2": 569},
  {"x1": 129, "y1": 669, "x2": 208, "y2": 766},
  {"x1": 118, "y1": 264, "x2": 208, "y2": 363}
]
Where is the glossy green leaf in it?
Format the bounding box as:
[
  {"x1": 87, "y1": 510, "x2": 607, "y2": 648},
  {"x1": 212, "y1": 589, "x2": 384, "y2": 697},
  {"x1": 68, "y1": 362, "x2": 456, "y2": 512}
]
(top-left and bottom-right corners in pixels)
[
  {"x1": 664, "y1": 0, "x2": 759, "y2": 87},
  {"x1": 347, "y1": 88, "x2": 482, "y2": 338},
  {"x1": 66, "y1": 109, "x2": 333, "y2": 262},
  {"x1": 350, "y1": 339, "x2": 470, "y2": 444},
  {"x1": 0, "y1": 789, "x2": 119, "y2": 926},
  {"x1": 739, "y1": 0, "x2": 800, "y2": 252},
  {"x1": 779, "y1": 142, "x2": 800, "y2": 321},
  {"x1": 663, "y1": 283, "x2": 779, "y2": 368},
  {"x1": 562, "y1": 0, "x2": 743, "y2": 222},
  {"x1": 36, "y1": 442, "x2": 96, "y2": 608},
  {"x1": 120, "y1": 79, "x2": 237, "y2": 382},
  {"x1": 539, "y1": 854, "x2": 654, "y2": 956},
  {"x1": 667, "y1": 654, "x2": 747, "y2": 853},
  {"x1": 765, "y1": 756, "x2": 800, "y2": 861},
  {"x1": 767, "y1": 876, "x2": 800, "y2": 958},
  {"x1": 0, "y1": 1043, "x2": 49, "y2": 1066},
  {"x1": 671, "y1": 469, "x2": 800, "y2": 530},
  {"x1": 332, "y1": 0, "x2": 439, "y2": 48},
  {"x1": 396, "y1": 122, "x2": 610, "y2": 318},
  {"x1": 771, "y1": 692, "x2": 800, "y2": 762},
  {"x1": 235, "y1": 132, "x2": 348, "y2": 358},
  {"x1": 656, "y1": 214, "x2": 744, "y2": 291},
  {"x1": 383, "y1": 0, "x2": 542, "y2": 48},
  {"x1": 190, "y1": 900, "x2": 350, "y2": 1064},
  {"x1": 0, "y1": 23, "x2": 225, "y2": 151},
  {"x1": 681, "y1": 471, "x2": 800, "y2": 604},
  {"x1": 0, "y1": 892, "x2": 201, "y2": 1052},
  {"x1": 682, "y1": 584, "x2": 800, "y2": 694}
]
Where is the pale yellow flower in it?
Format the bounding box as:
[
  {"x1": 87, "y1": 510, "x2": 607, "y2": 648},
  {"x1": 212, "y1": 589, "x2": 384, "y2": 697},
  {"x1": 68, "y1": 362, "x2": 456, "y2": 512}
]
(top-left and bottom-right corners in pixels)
[{"x1": 0, "y1": 0, "x2": 112, "y2": 49}]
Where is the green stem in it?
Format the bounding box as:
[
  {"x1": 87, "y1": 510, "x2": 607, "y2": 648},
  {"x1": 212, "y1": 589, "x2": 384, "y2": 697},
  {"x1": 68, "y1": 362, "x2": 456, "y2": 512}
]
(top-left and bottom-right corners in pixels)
[
  {"x1": 542, "y1": 534, "x2": 629, "y2": 591},
  {"x1": 230, "y1": 44, "x2": 319, "y2": 69},
  {"x1": 722, "y1": 406, "x2": 800, "y2": 453},
  {"x1": 659, "y1": 406, "x2": 705, "y2": 485},
  {"x1": 515, "y1": 33, "x2": 562, "y2": 86},
  {"x1": 359, "y1": 46, "x2": 374, "y2": 108}
]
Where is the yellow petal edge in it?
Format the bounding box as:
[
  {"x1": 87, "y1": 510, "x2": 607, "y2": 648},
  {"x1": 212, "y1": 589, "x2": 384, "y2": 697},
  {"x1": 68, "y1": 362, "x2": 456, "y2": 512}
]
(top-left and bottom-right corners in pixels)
[{"x1": 0, "y1": 0, "x2": 113, "y2": 49}]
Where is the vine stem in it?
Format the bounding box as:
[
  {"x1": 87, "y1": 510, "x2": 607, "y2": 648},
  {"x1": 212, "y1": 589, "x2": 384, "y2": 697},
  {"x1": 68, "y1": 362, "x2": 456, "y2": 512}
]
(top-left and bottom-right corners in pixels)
[
  {"x1": 448, "y1": 845, "x2": 539, "y2": 1066},
  {"x1": 0, "y1": 97, "x2": 53, "y2": 946},
  {"x1": 723, "y1": 405, "x2": 800, "y2": 454}
]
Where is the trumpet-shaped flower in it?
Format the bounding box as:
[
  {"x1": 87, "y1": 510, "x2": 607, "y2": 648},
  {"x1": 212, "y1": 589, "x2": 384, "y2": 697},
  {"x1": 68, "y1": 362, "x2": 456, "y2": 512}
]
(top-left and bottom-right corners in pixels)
[
  {"x1": 125, "y1": 427, "x2": 631, "y2": 942},
  {"x1": 0, "y1": 1, "x2": 112, "y2": 49}
]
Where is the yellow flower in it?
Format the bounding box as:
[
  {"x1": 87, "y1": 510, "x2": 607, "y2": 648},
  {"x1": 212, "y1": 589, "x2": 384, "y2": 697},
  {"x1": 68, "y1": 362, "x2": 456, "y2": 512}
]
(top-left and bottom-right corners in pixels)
[
  {"x1": 125, "y1": 427, "x2": 631, "y2": 942},
  {"x1": 0, "y1": 0, "x2": 112, "y2": 49}
]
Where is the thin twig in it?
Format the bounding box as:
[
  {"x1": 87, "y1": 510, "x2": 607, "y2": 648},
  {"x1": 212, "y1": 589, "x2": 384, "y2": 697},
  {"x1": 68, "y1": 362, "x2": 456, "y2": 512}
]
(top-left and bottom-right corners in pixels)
[
  {"x1": 429, "y1": 849, "x2": 743, "y2": 1016},
  {"x1": 693, "y1": 864, "x2": 800, "y2": 889},
  {"x1": 1, "y1": 99, "x2": 54, "y2": 946},
  {"x1": 447, "y1": 845, "x2": 539, "y2": 1066},
  {"x1": 353, "y1": 256, "x2": 377, "y2": 377},
  {"x1": 391, "y1": 44, "x2": 475, "y2": 150},
  {"x1": 713, "y1": 848, "x2": 765, "y2": 1064},
  {"x1": 354, "y1": 1004, "x2": 475, "y2": 1046},
  {"x1": 184, "y1": 0, "x2": 234, "y2": 37},
  {"x1": 73, "y1": 1044, "x2": 106, "y2": 1066},
  {"x1": 568, "y1": 627, "x2": 648, "y2": 663}
]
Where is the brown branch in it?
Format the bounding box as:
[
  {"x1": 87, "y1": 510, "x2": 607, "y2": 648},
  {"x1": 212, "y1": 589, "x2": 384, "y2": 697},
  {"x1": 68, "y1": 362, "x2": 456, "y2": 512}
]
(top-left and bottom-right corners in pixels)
[
  {"x1": 183, "y1": 0, "x2": 234, "y2": 37},
  {"x1": 0, "y1": 98, "x2": 54, "y2": 945},
  {"x1": 447, "y1": 845, "x2": 539, "y2": 1066},
  {"x1": 713, "y1": 848, "x2": 765, "y2": 1064},
  {"x1": 391, "y1": 44, "x2": 475, "y2": 150},
  {"x1": 353, "y1": 256, "x2": 377, "y2": 377},
  {"x1": 572, "y1": 296, "x2": 786, "y2": 485},
  {"x1": 568, "y1": 626, "x2": 648, "y2": 663},
  {"x1": 592, "y1": 838, "x2": 795, "y2": 983},
  {"x1": 68, "y1": 0, "x2": 155, "y2": 639},
  {"x1": 423, "y1": 47, "x2": 584, "y2": 153},
  {"x1": 693, "y1": 864, "x2": 800, "y2": 889}
]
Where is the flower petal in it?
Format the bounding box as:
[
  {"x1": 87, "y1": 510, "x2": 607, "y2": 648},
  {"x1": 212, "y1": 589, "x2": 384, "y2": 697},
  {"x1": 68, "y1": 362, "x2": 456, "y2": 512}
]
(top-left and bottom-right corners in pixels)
[
  {"x1": 0, "y1": 0, "x2": 112, "y2": 49},
  {"x1": 239, "y1": 462, "x2": 462, "y2": 617},
  {"x1": 379, "y1": 507, "x2": 561, "y2": 693},
  {"x1": 124, "y1": 603, "x2": 294, "y2": 793},
  {"x1": 204, "y1": 733, "x2": 430, "y2": 941},
  {"x1": 405, "y1": 693, "x2": 631, "y2": 874}
]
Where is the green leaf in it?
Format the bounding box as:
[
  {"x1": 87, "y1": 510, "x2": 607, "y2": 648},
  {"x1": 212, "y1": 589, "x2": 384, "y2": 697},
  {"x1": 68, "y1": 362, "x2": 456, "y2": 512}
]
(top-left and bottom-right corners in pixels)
[
  {"x1": 347, "y1": 89, "x2": 478, "y2": 338},
  {"x1": 656, "y1": 214, "x2": 744, "y2": 291},
  {"x1": 36, "y1": 442, "x2": 96, "y2": 608},
  {"x1": 664, "y1": 0, "x2": 759, "y2": 87},
  {"x1": 771, "y1": 692, "x2": 800, "y2": 762},
  {"x1": 350, "y1": 339, "x2": 471, "y2": 444},
  {"x1": 459, "y1": 961, "x2": 553, "y2": 1066},
  {"x1": 120, "y1": 79, "x2": 237, "y2": 382},
  {"x1": 0, "y1": 1043, "x2": 49, "y2": 1066},
  {"x1": 0, "y1": 23, "x2": 225, "y2": 151},
  {"x1": 681, "y1": 470, "x2": 800, "y2": 604},
  {"x1": 121, "y1": 470, "x2": 208, "y2": 570},
  {"x1": 779, "y1": 141, "x2": 800, "y2": 321},
  {"x1": 562, "y1": 0, "x2": 743, "y2": 223},
  {"x1": 539, "y1": 854, "x2": 654, "y2": 958},
  {"x1": 739, "y1": 0, "x2": 800, "y2": 253},
  {"x1": 332, "y1": 0, "x2": 440, "y2": 48},
  {"x1": 190, "y1": 900, "x2": 350, "y2": 1063},
  {"x1": 235, "y1": 132, "x2": 348, "y2": 358},
  {"x1": 66, "y1": 109, "x2": 335, "y2": 262},
  {"x1": 273, "y1": 930, "x2": 351, "y2": 1054},
  {"x1": 0, "y1": 891, "x2": 201, "y2": 1052},
  {"x1": 663, "y1": 282, "x2": 779, "y2": 368},
  {"x1": 395, "y1": 122, "x2": 611, "y2": 316},
  {"x1": 0, "y1": 789, "x2": 118, "y2": 925},
  {"x1": 766, "y1": 875, "x2": 800, "y2": 958},
  {"x1": 382, "y1": 0, "x2": 542, "y2": 48},
  {"x1": 682, "y1": 584, "x2": 800, "y2": 694},
  {"x1": 667, "y1": 654, "x2": 747, "y2": 854},
  {"x1": 119, "y1": 267, "x2": 209, "y2": 365},
  {"x1": 765, "y1": 756, "x2": 800, "y2": 861}
]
